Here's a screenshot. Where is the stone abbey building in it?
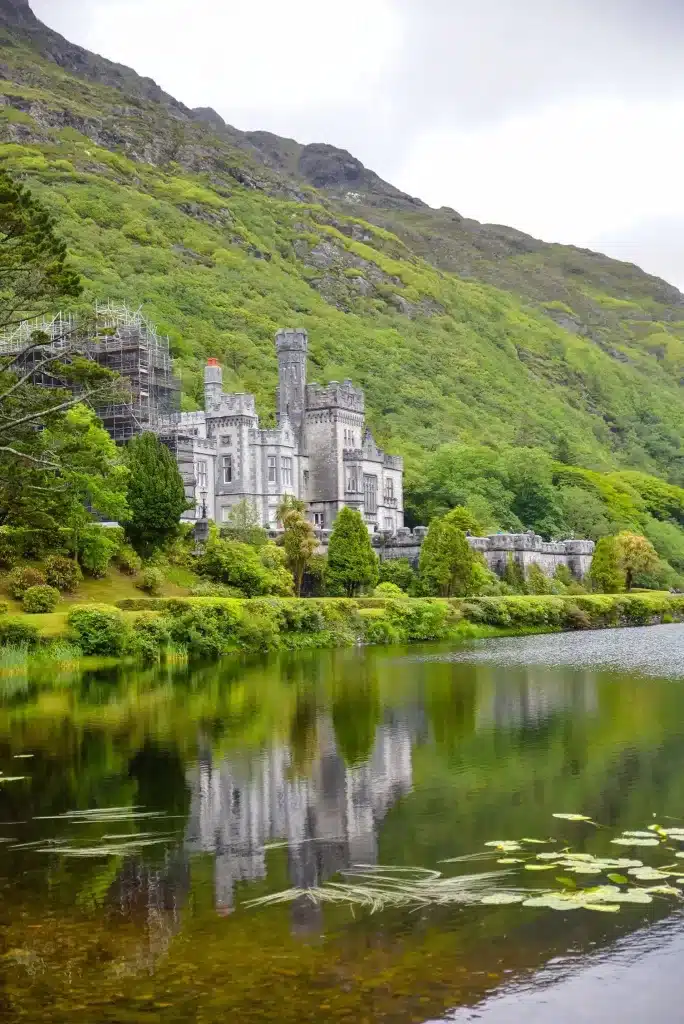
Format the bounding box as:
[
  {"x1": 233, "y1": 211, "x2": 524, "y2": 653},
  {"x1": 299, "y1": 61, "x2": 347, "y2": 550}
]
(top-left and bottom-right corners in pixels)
[{"x1": 170, "y1": 329, "x2": 405, "y2": 531}]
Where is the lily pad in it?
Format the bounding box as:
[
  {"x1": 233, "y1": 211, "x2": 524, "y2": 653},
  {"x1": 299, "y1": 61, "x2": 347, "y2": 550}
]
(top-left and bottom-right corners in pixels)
[
  {"x1": 481, "y1": 892, "x2": 525, "y2": 905},
  {"x1": 553, "y1": 814, "x2": 594, "y2": 823},
  {"x1": 611, "y1": 837, "x2": 660, "y2": 847}
]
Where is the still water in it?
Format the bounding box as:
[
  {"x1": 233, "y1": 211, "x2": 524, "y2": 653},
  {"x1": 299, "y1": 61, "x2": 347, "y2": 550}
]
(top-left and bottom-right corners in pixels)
[{"x1": 3, "y1": 625, "x2": 684, "y2": 1021}]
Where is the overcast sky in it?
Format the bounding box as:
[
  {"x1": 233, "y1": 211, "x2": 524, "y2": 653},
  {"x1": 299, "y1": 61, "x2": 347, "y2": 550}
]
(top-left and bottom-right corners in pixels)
[{"x1": 32, "y1": 0, "x2": 684, "y2": 289}]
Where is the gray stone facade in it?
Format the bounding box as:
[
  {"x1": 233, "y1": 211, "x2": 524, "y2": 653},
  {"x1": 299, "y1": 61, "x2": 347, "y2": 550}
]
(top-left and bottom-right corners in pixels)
[
  {"x1": 373, "y1": 529, "x2": 595, "y2": 579},
  {"x1": 168, "y1": 329, "x2": 404, "y2": 531}
]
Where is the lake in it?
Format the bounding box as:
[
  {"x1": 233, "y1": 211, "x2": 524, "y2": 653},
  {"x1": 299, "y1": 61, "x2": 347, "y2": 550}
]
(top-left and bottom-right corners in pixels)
[{"x1": 3, "y1": 624, "x2": 684, "y2": 1022}]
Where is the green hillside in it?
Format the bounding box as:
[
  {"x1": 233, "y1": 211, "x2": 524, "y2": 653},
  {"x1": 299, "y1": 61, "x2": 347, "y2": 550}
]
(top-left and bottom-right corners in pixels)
[{"x1": 2, "y1": 1, "x2": 684, "y2": 494}]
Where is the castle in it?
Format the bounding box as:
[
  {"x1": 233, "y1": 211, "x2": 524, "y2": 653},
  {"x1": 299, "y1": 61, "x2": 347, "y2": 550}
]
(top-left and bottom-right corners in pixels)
[{"x1": 170, "y1": 329, "x2": 405, "y2": 531}]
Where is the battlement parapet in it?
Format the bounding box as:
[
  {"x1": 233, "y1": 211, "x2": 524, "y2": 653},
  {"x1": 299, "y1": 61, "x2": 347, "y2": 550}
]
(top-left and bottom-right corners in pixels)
[
  {"x1": 275, "y1": 328, "x2": 308, "y2": 353},
  {"x1": 207, "y1": 393, "x2": 257, "y2": 418},
  {"x1": 470, "y1": 533, "x2": 595, "y2": 556},
  {"x1": 305, "y1": 380, "x2": 365, "y2": 413}
]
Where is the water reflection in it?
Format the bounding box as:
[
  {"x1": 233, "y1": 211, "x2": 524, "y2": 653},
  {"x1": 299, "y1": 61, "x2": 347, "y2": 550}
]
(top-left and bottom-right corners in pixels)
[
  {"x1": 186, "y1": 716, "x2": 415, "y2": 917},
  {"x1": 3, "y1": 629, "x2": 684, "y2": 1022}
]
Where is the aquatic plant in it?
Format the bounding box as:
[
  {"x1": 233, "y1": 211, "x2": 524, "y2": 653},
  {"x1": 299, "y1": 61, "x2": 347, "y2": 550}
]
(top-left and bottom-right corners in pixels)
[{"x1": 245, "y1": 816, "x2": 684, "y2": 916}]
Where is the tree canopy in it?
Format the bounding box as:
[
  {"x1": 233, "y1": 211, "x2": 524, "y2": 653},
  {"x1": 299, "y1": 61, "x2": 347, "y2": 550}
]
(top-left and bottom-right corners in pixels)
[
  {"x1": 325, "y1": 507, "x2": 378, "y2": 597},
  {"x1": 124, "y1": 433, "x2": 189, "y2": 554}
]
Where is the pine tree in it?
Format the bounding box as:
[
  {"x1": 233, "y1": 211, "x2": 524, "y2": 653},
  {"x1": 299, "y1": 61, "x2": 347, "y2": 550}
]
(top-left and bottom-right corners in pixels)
[
  {"x1": 325, "y1": 507, "x2": 379, "y2": 597},
  {"x1": 589, "y1": 536, "x2": 625, "y2": 593},
  {"x1": 125, "y1": 433, "x2": 189, "y2": 555}
]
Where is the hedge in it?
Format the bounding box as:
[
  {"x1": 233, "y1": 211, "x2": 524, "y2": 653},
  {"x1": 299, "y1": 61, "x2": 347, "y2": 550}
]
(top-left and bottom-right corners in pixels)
[{"x1": 1, "y1": 593, "x2": 682, "y2": 662}]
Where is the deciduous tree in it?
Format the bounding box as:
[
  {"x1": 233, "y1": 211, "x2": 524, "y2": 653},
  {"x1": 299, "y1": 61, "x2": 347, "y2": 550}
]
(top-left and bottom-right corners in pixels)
[
  {"x1": 278, "y1": 496, "x2": 318, "y2": 597},
  {"x1": 614, "y1": 531, "x2": 659, "y2": 592}
]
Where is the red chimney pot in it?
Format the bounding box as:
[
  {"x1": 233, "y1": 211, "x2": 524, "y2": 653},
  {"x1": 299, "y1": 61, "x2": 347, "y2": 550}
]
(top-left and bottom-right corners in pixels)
[{"x1": 207, "y1": 358, "x2": 220, "y2": 366}]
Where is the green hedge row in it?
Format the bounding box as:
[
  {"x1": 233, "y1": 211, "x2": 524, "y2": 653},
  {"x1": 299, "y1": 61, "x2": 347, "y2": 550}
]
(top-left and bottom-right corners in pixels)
[
  {"x1": 1, "y1": 593, "x2": 682, "y2": 663},
  {"x1": 453, "y1": 592, "x2": 684, "y2": 629}
]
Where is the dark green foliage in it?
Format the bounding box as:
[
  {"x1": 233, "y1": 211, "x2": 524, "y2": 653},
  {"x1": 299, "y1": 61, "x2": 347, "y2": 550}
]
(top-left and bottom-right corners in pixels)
[
  {"x1": 67, "y1": 604, "x2": 129, "y2": 656},
  {"x1": 6, "y1": 566, "x2": 46, "y2": 599},
  {"x1": 0, "y1": 618, "x2": 39, "y2": 648},
  {"x1": 378, "y1": 557, "x2": 416, "y2": 593},
  {"x1": 44, "y1": 555, "x2": 82, "y2": 592},
  {"x1": 0, "y1": 167, "x2": 81, "y2": 329},
  {"x1": 124, "y1": 434, "x2": 189, "y2": 555},
  {"x1": 589, "y1": 537, "x2": 625, "y2": 593},
  {"x1": 0, "y1": 601, "x2": 7, "y2": 615},
  {"x1": 78, "y1": 527, "x2": 118, "y2": 578},
  {"x1": 198, "y1": 538, "x2": 293, "y2": 596},
  {"x1": 137, "y1": 566, "x2": 164, "y2": 596},
  {"x1": 22, "y1": 584, "x2": 60, "y2": 613},
  {"x1": 301, "y1": 553, "x2": 327, "y2": 597},
  {"x1": 325, "y1": 508, "x2": 379, "y2": 597}
]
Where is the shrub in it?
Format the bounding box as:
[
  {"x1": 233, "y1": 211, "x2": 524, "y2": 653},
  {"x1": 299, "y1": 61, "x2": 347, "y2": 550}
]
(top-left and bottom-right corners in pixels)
[
  {"x1": 79, "y1": 528, "x2": 118, "y2": 578},
  {"x1": 554, "y1": 564, "x2": 575, "y2": 588},
  {"x1": 67, "y1": 605, "x2": 129, "y2": 656},
  {"x1": 527, "y1": 564, "x2": 554, "y2": 595},
  {"x1": 0, "y1": 601, "x2": 7, "y2": 615},
  {"x1": 6, "y1": 567, "x2": 46, "y2": 599},
  {"x1": 563, "y1": 603, "x2": 592, "y2": 630},
  {"x1": 0, "y1": 618, "x2": 40, "y2": 648},
  {"x1": 198, "y1": 538, "x2": 293, "y2": 596},
  {"x1": 167, "y1": 606, "x2": 231, "y2": 658},
  {"x1": 190, "y1": 581, "x2": 243, "y2": 597},
  {"x1": 374, "y1": 581, "x2": 407, "y2": 598},
  {"x1": 363, "y1": 615, "x2": 403, "y2": 645},
  {"x1": 137, "y1": 566, "x2": 164, "y2": 596},
  {"x1": 44, "y1": 555, "x2": 83, "y2": 593},
  {"x1": 378, "y1": 557, "x2": 416, "y2": 594},
  {"x1": 125, "y1": 614, "x2": 172, "y2": 662},
  {"x1": 116, "y1": 544, "x2": 143, "y2": 576},
  {"x1": 22, "y1": 585, "x2": 60, "y2": 614}
]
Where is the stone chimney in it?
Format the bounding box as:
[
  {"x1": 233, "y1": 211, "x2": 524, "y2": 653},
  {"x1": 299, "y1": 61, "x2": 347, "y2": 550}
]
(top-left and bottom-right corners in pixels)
[{"x1": 204, "y1": 358, "x2": 223, "y2": 413}]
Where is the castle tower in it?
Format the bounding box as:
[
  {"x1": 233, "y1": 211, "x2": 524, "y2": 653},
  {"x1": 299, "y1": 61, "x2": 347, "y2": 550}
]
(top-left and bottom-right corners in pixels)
[
  {"x1": 275, "y1": 329, "x2": 307, "y2": 442},
  {"x1": 204, "y1": 358, "x2": 223, "y2": 413}
]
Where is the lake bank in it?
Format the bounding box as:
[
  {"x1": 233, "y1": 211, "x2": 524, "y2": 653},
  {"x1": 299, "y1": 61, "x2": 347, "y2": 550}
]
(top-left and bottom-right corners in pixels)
[{"x1": 1, "y1": 591, "x2": 684, "y2": 665}]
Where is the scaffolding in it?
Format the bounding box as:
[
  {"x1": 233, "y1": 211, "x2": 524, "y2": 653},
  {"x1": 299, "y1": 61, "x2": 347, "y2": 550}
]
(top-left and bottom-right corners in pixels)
[{"x1": 0, "y1": 301, "x2": 181, "y2": 443}]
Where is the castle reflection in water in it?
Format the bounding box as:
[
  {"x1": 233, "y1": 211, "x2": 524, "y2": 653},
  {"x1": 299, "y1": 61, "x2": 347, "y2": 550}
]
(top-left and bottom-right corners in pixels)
[{"x1": 185, "y1": 716, "x2": 415, "y2": 914}]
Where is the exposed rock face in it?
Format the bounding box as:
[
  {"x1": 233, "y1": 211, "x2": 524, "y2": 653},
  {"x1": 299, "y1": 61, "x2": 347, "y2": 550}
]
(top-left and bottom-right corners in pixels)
[{"x1": 191, "y1": 107, "x2": 227, "y2": 131}]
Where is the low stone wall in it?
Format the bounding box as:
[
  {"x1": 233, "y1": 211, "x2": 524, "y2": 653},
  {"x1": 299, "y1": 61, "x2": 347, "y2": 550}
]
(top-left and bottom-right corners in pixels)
[{"x1": 374, "y1": 529, "x2": 594, "y2": 580}]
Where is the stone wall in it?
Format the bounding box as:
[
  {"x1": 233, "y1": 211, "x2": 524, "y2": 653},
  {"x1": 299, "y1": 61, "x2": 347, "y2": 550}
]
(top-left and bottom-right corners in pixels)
[{"x1": 375, "y1": 529, "x2": 595, "y2": 579}]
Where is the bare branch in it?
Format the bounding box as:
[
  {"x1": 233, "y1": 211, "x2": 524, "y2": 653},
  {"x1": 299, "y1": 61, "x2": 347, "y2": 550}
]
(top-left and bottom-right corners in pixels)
[{"x1": 0, "y1": 446, "x2": 61, "y2": 469}]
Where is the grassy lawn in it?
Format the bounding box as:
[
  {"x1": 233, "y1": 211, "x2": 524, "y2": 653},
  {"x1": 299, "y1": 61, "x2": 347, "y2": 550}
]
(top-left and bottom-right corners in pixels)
[{"x1": 1, "y1": 566, "x2": 198, "y2": 638}]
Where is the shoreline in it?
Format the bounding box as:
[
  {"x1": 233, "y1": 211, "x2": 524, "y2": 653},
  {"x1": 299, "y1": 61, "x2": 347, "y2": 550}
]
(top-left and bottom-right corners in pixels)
[{"x1": 1, "y1": 592, "x2": 682, "y2": 670}]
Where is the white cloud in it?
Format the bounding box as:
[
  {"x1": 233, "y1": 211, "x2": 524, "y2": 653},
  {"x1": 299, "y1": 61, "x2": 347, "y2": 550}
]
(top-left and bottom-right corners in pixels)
[
  {"x1": 33, "y1": 0, "x2": 402, "y2": 122},
  {"x1": 393, "y1": 96, "x2": 684, "y2": 285},
  {"x1": 30, "y1": 0, "x2": 684, "y2": 289}
]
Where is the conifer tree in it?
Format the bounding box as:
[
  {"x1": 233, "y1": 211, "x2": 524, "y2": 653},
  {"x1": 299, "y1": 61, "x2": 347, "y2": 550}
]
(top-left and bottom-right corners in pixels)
[
  {"x1": 325, "y1": 507, "x2": 379, "y2": 596},
  {"x1": 125, "y1": 433, "x2": 189, "y2": 555},
  {"x1": 589, "y1": 536, "x2": 625, "y2": 593},
  {"x1": 419, "y1": 516, "x2": 475, "y2": 597}
]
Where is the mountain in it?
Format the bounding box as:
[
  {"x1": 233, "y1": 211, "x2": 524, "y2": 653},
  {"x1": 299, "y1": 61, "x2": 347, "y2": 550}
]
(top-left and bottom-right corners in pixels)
[{"x1": 2, "y1": 1, "x2": 684, "y2": 490}]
